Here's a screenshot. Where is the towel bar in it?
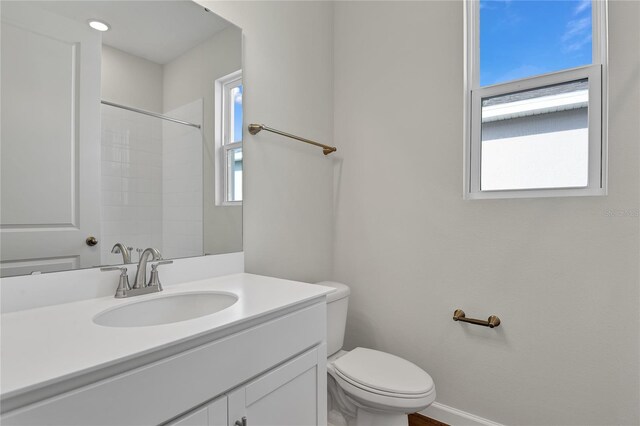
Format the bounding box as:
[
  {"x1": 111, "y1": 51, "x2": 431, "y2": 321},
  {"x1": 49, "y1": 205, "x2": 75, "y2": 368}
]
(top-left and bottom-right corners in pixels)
[
  {"x1": 453, "y1": 309, "x2": 501, "y2": 328},
  {"x1": 248, "y1": 123, "x2": 337, "y2": 155}
]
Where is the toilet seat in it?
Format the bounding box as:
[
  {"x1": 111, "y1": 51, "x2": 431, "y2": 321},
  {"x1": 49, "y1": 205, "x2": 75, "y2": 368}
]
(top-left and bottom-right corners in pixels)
[
  {"x1": 329, "y1": 348, "x2": 436, "y2": 414},
  {"x1": 332, "y1": 348, "x2": 434, "y2": 396},
  {"x1": 334, "y1": 369, "x2": 433, "y2": 399}
]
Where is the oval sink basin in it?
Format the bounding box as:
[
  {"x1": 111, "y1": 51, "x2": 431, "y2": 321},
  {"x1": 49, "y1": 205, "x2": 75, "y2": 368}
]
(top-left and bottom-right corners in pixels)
[{"x1": 94, "y1": 292, "x2": 238, "y2": 327}]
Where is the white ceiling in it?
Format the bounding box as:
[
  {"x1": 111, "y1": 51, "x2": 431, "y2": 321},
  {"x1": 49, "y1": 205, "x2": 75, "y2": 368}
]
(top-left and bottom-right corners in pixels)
[{"x1": 32, "y1": 1, "x2": 233, "y2": 64}]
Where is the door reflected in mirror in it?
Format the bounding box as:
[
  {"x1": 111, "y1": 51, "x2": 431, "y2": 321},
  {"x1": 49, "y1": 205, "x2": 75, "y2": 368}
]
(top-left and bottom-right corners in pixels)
[{"x1": 0, "y1": 1, "x2": 243, "y2": 277}]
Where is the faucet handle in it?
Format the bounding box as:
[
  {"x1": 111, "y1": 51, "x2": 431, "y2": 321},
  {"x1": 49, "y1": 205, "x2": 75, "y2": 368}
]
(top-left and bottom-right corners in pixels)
[
  {"x1": 150, "y1": 260, "x2": 173, "y2": 268},
  {"x1": 100, "y1": 266, "x2": 126, "y2": 272},
  {"x1": 101, "y1": 266, "x2": 131, "y2": 298},
  {"x1": 148, "y1": 260, "x2": 173, "y2": 291}
]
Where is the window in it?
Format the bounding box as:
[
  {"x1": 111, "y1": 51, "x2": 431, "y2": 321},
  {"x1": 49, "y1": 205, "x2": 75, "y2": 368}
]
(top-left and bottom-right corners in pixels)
[
  {"x1": 464, "y1": 0, "x2": 607, "y2": 199},
  {"x1": 215, "y1": 70, "x2": 243, "y2": 205}
]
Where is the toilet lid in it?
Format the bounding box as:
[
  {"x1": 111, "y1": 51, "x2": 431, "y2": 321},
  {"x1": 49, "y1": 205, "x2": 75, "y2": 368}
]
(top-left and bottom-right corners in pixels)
[{"x1": 332, "y1": 348, "x2": 434, "y2": 396}]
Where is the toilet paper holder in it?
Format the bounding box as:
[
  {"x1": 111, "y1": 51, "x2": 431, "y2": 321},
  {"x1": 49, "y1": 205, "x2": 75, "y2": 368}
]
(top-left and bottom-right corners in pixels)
[{"x1": 453, "y1": 309, "x2": 501, "y2": 328}]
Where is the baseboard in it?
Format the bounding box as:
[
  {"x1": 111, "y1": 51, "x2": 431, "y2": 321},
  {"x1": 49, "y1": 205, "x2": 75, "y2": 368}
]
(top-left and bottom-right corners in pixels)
[{"x1": 420, "y1": 402, "x2": 504, "y2": 426}]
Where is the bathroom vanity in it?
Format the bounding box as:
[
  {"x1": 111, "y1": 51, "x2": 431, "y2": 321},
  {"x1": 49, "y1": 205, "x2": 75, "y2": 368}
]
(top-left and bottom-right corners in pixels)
[{"x1": 1, "y1": 273, "x2": 332, "y2": 426}]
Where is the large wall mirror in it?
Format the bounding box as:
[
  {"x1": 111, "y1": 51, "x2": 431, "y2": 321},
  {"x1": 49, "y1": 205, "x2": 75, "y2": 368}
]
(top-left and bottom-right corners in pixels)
[{"x1": 0, "y1": 1, "x2": 243, "y2": 277}]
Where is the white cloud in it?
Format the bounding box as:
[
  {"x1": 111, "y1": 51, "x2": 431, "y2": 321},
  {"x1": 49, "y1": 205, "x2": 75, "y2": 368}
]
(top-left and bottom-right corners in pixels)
[
  {"x1": 563, "y1": 17, "x2": 591, "y2": 42},
  {"x1": 495, "y1": 64, "x2": 543, "y2": 84},
  {"x1": 573, "y1": 0, "x2": 591, "y2": 16},
  {"x1": 562, "y1": 16, "x2": 591, "y2": 52},
  {"x1": 565, "y1": 34, "x2": 592, "y2": 52}
]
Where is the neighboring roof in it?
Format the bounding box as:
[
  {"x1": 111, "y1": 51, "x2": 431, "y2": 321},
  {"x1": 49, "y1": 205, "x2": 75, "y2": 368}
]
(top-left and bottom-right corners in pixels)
[
  {"x1": 482, "y1": 80, "x2": 589, "y2": 123},
  {"x1": 483, "y1": 80, "x2": 588, "y2": 106}
]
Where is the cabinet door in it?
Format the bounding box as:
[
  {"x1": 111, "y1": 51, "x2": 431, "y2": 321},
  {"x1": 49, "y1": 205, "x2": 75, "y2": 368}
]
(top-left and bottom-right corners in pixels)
[
  {"x1": 170, "y1": 406, "x2": 208, "y2": 426},
  {"x1": 168, "y1": 396, "x2": 227, "y2": 426},
  {"x1": 227, "y1": 346, "x2": 326, "y2": 426}
]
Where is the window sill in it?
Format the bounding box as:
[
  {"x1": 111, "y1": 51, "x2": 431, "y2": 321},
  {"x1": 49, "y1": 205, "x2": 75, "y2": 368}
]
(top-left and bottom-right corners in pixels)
[{"x1": 464, "y1": 186, "x2": 607, "y2": 200}]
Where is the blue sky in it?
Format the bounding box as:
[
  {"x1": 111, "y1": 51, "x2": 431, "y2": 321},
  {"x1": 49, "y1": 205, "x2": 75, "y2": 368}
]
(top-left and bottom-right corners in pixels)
[
  {"x1": 233, "y1": 85, "x2": 243, "y2": 142},
  {"x1": 480, "y1": 0, "x2": 592, "y2": 86}
]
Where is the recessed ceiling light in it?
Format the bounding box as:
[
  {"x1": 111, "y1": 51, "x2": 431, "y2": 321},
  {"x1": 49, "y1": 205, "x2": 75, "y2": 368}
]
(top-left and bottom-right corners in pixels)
[{"x1": 88, "y1": 20, "x2": 110, "y2": 32}]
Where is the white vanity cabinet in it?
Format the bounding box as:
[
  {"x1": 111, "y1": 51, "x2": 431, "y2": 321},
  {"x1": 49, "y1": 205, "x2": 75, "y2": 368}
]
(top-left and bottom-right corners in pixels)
[
  {"x1": 170, "y1": 346, "x2": 325, "y2": 426},
  {"x1": 227, "y1": 346, "x2": 324, "y2": 426},
  {"x1": 169, "y1": 396, "x2": 227, "y2": 426},
  {"x1": 1, "y1": 299, "x2": 327, "y2": 426}
]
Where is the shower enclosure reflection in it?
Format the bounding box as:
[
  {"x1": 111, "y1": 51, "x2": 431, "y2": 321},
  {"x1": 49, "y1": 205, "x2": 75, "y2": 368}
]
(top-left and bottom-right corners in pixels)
[{"x1": 100, "y1": 101, "x2": 203, "y2": 263}]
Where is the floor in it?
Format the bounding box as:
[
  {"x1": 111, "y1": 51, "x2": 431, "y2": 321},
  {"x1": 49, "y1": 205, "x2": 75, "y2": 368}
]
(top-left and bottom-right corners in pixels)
[
  {"x1": 409, "y1": 413, "x2": 449, "y2": 426},
  {"x1": 327, "y1": 412, "x2": 448, "y2": 426}
]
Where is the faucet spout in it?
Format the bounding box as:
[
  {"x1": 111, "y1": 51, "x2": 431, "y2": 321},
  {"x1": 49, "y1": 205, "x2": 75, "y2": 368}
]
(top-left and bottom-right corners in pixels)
[
  {"x1": 111, "y1": 243, "x2": 132, "y2": 264},
  {"x1": 133, "y1": 248, "x2": 162, "y2": 289}
]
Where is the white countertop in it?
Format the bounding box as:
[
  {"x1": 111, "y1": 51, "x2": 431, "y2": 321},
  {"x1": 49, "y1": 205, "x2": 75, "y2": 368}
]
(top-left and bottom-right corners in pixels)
[{"x1": 1, "y1": 273, "x2": 333, "y2": 404}]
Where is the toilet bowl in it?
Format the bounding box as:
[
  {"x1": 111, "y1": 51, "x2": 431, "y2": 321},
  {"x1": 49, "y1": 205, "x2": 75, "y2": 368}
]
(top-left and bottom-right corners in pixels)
[{"x1": 318, "y1": 282, "x2": 436, "y2": 426}]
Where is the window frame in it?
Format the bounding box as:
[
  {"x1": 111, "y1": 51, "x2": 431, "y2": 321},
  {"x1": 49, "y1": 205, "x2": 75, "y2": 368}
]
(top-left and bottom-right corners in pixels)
[
  {"x1": 463, "y1": 0, "x2": 608, "y2": 200},
  {"x1": 215, "y1": 70, "x2": 243, "y2": 206}
]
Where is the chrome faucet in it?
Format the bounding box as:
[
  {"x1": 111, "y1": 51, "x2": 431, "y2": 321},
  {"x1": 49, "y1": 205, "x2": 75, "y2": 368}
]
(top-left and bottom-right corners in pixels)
[
  {"x1": 111, "y1": 243, "x2": 133, "y2": 264},
  {"x1": 102, "y1": 247, "x2": 172, "y2": 298},
  {"x1": 133, "y1": 247, "x2": 162, "y2": 289}
]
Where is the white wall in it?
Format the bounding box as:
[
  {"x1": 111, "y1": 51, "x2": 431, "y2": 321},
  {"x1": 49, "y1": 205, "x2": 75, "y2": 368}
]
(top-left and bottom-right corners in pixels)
[
  {"x1": 333, "y1": 1, "x2": 639, "y2": 425},
  {"x1": 199, "y1": 1, "x2": 335, "y2": 282},
  {"x1": 163, "y1": 25, "x2": 242, "y2": 255},
  {"x1": 162, "y1": 100, "x2": 204, "y2": 259},
  {"x1": 101, "y1": 45, "x2": 163, "y2": 112}
]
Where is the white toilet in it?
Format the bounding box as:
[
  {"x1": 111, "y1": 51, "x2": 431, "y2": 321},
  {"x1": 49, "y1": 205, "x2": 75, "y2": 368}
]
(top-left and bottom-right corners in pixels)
[{"x1": 320, "y1": 281, "x2": 436, "y2": 426}]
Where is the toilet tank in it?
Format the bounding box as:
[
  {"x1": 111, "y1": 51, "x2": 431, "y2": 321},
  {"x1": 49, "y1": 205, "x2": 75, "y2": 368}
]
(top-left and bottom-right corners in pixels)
[{"x1": 317, "y1": 281, "x2": 350, "y2": 357}]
